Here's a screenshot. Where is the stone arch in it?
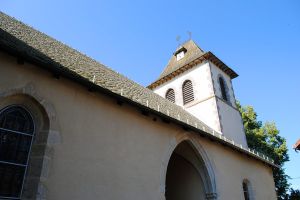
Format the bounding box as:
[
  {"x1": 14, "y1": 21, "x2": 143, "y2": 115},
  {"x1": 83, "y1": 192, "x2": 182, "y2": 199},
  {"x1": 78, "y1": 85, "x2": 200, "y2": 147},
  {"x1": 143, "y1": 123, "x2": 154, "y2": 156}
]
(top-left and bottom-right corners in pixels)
[
  {"x1": 160, "y1": 133, "x2": 217, "y2": 200},
  {"x1": 0, "y1": 83, "x2": 61, "y2": 200}
]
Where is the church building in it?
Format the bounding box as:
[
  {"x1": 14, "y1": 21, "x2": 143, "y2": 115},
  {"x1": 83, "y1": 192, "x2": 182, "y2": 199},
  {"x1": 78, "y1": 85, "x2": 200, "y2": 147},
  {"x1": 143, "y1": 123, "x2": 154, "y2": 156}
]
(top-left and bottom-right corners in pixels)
[{"x1": 0, "y1": 12, "x2": 277, "y2": 200}]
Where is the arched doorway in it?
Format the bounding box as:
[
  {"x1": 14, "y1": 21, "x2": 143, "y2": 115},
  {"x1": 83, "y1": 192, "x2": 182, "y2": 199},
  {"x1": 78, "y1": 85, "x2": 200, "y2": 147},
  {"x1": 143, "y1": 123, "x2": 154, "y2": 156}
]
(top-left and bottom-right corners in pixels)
[{"x1": 165, "y1": 140, "x2": 216, "y2": 200}]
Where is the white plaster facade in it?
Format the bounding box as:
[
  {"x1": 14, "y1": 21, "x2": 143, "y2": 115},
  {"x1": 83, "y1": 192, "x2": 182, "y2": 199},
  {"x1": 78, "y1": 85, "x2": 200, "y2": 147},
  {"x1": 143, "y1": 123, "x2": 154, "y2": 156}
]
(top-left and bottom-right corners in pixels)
[{"x1": 153, "y1": 62, "x2": 219, "y2": 131}]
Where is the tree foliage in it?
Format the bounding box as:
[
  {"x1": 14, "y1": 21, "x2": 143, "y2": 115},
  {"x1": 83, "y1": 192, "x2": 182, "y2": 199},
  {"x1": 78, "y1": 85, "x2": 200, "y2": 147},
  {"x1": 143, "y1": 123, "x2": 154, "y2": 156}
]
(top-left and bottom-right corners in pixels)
[
  {"x1": 286, "y1": 188, "x2": 300, "y2": 200},
  {"x1": 237, "y1": 102, "x2": 290, "y2": 199}
]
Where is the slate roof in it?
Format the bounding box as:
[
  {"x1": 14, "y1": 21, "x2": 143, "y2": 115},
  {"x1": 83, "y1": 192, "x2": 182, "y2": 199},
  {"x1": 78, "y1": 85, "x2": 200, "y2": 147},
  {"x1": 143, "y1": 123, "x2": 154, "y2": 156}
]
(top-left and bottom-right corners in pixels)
[
  {"x1": 148, "y1": 40, "x2": 238, "y2": 90},
  {"x1": 159, "y1": 40, "x2": 205, "y2": 78},
  {"x1": 0, "y1": 12, "x2": 277, "y2": 167}
]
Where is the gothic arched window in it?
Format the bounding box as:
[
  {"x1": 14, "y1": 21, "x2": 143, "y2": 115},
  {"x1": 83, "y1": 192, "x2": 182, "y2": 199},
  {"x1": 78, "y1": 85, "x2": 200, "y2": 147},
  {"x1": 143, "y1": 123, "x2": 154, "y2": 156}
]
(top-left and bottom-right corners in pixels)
[
  {"x1": 165, "y1": 89, "x2": 175, "y2": 103},
  {"x1": 0, "y1": 106, "x2": 35, "y2": 199},
  {"x1": 182, "y1": 80, "x2": 194, "y2": 105},
  {"x1": 242, "y1": 180, "x2": 251, "y2": 200},
  {"x1": 219, "y1": 76, "x2": 228, "y2": 102}
]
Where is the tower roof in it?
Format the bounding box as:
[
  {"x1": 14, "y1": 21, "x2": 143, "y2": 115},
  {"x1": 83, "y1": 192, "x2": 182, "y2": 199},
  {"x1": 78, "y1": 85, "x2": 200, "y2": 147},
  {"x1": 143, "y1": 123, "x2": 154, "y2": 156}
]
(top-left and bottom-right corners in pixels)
[
  {"x1": 159, "y1": 40, "x2": 205, "y2": 79},
  {"x1": 148, "y1": 40, "x2": 238, "y2": 90}
]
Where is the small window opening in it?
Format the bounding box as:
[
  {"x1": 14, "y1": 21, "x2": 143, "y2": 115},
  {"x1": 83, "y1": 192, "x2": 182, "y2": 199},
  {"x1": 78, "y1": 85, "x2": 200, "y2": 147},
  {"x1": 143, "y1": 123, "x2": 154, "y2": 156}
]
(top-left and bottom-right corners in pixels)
[
  {"x1": 182, "y1": 80, "x2": 194, "y2": 105},
  {"x1": 166, "y1": 89, "x2": 175, "y2": 103},
  {"x1": 176, "y1": 51, "x2": 185, "y2": 61},
  {"x1": 219, "y1": 76, "x2": 228, "y2": 102},
  {"x1": 174, "y1": 46, "x2": 187, "y2": 61},
  {"x1": 243, "y1": 181, "x2": 250, "y2": 200}
]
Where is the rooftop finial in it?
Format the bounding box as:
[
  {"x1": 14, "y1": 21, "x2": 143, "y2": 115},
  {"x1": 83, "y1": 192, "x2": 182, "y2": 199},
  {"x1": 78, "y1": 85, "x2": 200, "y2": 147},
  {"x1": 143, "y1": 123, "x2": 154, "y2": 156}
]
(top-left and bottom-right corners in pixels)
[
  {"x1": 176, "y1": 35, "x2": 181, "y2": 46},
  {"x1": 187, "y1": 31, "x2": 192, "y2": 40}
]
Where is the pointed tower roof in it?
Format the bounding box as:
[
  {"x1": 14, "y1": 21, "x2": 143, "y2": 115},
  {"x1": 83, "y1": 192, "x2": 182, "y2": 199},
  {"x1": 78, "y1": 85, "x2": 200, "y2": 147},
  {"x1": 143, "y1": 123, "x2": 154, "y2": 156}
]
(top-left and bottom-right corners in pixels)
[
  {"x1": 148, "y1": 40, "x2": 238, "y2": 90},
  {"x1": 159, "y1": 40, "x2": 205, "y2": 79}
]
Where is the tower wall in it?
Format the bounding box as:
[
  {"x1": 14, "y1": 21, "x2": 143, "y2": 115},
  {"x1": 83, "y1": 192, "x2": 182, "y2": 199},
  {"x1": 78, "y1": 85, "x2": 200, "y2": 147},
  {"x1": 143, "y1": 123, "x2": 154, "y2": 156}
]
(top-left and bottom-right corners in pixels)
[
  {"x1": 216, "y1": 99, "x2": 248, "y2": 147},
  {"x1": 154, "y1": 62, "x2": 214, "y2": 106},
  {"x1": 153, "y1": 61, "x2": 248, "y2": 147},
  {"x1": 209, "y1": 62, "x2": 248, "y2": 147},
  {"x1": 153, "y1": 62, "x2": 222, "y2": 133},
  {"x1": 209, "y1": 62, "x2": 236, "y2": 108},
  {"x1": 186, "y1": 97, "x2": 221, "y2": 133}
]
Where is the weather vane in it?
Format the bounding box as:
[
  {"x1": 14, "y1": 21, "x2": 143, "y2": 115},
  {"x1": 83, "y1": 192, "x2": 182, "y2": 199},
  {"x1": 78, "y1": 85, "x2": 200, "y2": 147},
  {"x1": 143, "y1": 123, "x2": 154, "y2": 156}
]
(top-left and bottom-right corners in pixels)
[
  {"x1": 187, "y1": 31, "x2": 192, "y2": 40},
  {"x1": 176, "y1": 35, "x2": 181, "y2": 46}
]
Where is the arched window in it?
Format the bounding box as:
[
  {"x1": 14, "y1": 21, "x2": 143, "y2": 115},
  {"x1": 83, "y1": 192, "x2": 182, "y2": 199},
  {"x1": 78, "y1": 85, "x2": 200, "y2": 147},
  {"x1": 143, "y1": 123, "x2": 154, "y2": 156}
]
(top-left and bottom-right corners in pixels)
[
  {"x1": 182, "y1": 80, "x2": 194, "y2": 105},
  {"x1": 165, "y1": 89, "x2": 175, "y2": 103},
  {"x1": 0, "y1": 106, "x2": 35, "y2": 199},
  {"x1": 242, "y1": 180, "x2": 251, "y2": 200},
  {"x1": 219, "y1": 76, "x2": 228, "y2": 102}
]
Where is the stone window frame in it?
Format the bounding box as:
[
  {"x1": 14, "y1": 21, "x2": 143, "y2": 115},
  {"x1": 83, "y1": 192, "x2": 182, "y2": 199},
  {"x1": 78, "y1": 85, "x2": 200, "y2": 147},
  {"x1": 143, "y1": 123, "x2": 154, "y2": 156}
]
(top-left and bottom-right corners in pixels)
[
  {"x1": 0, "y1": 83, "x2": 60, "y2": 200},
  {"x1": 0, "y1": 105, "x2": 36, "y2": 199}
]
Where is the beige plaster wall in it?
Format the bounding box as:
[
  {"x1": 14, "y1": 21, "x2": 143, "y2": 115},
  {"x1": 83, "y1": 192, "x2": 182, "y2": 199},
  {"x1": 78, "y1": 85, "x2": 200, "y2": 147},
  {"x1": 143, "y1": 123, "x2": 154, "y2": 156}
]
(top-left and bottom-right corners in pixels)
[
  {"x1": 0, "y1": 52, "x2": 276, "y2": 200},
  {"x1": 197, "y1": 136, "x2": 277, "y2": 200}
]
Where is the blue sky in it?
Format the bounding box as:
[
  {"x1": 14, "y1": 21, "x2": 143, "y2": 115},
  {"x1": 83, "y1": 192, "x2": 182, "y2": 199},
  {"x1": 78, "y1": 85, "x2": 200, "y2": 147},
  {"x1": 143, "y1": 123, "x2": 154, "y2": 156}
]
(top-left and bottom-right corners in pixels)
[{"x1": 2, "y1": 0, "x2": 300, "y2": 190}]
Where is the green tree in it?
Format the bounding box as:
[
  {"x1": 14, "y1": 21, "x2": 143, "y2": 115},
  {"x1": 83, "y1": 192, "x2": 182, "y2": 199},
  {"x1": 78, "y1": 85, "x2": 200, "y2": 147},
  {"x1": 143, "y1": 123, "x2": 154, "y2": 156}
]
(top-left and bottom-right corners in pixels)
[
  {"x1": 287, "y1": 188, "x2": 300, "y2": 200},
  {"x1": 237, "y1": 102, "x2": 290, "y2": 199}
]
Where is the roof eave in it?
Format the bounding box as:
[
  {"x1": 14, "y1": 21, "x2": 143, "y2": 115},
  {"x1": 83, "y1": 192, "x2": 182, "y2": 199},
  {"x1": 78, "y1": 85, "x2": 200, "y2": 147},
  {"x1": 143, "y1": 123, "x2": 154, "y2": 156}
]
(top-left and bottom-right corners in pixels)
[{"x1": 148, "y1": 52, "x2": 238, "y2": 90}]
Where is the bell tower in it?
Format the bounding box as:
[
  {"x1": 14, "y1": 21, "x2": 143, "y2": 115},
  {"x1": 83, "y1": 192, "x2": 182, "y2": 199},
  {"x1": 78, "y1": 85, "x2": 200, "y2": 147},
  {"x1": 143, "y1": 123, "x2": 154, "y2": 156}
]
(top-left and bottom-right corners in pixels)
[{"x1": 148, "y1": 40, "x2": 248, "y2": 147}]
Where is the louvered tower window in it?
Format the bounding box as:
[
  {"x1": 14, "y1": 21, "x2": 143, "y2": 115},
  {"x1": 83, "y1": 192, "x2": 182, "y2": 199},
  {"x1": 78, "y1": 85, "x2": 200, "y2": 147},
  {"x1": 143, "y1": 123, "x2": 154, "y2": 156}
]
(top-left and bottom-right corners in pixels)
[
  {"x1": 182, "y1": 80, "x2": 194, "y2": 105},
  {"x1": 0, "y1": 106, "x2": 35, "y2": 199},
  {"x1": 219, "y1": 77, "x2": 228, "y2": 102},
  {"x1": 165, "y1": 89, "x2": 175, "y2": 103}
]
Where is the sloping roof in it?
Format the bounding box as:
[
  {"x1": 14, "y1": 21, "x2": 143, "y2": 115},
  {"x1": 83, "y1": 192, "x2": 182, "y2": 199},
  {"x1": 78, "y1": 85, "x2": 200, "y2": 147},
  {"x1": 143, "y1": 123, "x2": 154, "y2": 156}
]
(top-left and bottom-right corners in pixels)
[
  {"x1": 159, "y1": 40, "x2": 205, "y2": 78},
  {"x1": 148, "y1": 40, "x2": 238, "y2": 90},
  {"x1": 0, "y1": 12, "x2": 277, "y2": 168}
]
